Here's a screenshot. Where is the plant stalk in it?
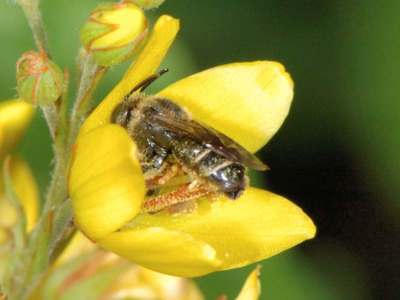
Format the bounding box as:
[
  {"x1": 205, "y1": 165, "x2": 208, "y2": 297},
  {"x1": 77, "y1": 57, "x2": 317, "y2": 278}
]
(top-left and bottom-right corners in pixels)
[
  {"x1": 16, "y1": 0, "x2": 49, "y2": 54},
  {"x1": 69, "y1": 51, "x2": 107, "y2": 144},
  {"x1": 7, "y1": 3, "x2": 108, "y2": 299}
]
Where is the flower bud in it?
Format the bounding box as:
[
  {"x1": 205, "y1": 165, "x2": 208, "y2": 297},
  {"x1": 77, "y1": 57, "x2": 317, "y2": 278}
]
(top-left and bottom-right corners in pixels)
[
  {"x1": 16, "y1": 51, "x2": 64, "y2": 105},
  {"x1": 80, "y1": 2, "x2": 148, "y2": 67},
  {"x1": 133, "y1": 0, "x2": 166, "y2": 9}
]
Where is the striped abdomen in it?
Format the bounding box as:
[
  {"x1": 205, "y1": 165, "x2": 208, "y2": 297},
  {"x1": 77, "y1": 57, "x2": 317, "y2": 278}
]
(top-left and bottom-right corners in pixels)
[{"x1": 171, "y1": 138, "x2": 246, "y2": 199}]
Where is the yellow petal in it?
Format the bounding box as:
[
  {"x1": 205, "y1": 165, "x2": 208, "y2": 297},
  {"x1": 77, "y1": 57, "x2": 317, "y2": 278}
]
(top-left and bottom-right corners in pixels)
[
  {"x1": 90, "y1": 3, "x2": 147, "y2": 50},
  {"x1": 101, "y1": 267, "x2": 159, "y2": 300},
  {"x1": 0, "y1": 193, "x2": 17, "y2": 229},
  {"x1": 69, "y1": 125, "x2": 145, "y2": 240},
  {"x1": 0, "y1": 99, "x2": 34, "y2": 159},
  {"x1": 80, "y1": 15, "x2": 179, "y2": 136},
  {"x1": 236, "y1": 266, "x2": 261, "y2": 300},
  {"x1": 105, "y1": 187, "x2": 315, "y2": 276},
  {"x1": 158, "y1": 61, "x2": 293, "y2": 152},
  {"x1": 139, "y1": 268, "x2": 204, "y2": 300},
  {"x1": 0, "y1": 156, "x2": 39, "y2": 234},
  {"x1": 8, "y1": 156, "x2": 39, "y2": 232},
  {"x1": 103, "y1": 265, "x2": 204, "y2": 300},
  {"x1": 98, "y1": 227, "x2": 222, "y2": 277}
]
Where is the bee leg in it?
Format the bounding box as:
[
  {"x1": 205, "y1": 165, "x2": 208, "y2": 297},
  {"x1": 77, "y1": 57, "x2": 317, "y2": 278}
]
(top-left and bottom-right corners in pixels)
[
  {"x1": 143, "y1": 183, "x2": 214, "y2": 213},
  {"x1": 145, "y1": 164, "x2": 180, "y2": 189},
  {"x1": 167, "y1": 200, "x2": 198, "y2": 215}
]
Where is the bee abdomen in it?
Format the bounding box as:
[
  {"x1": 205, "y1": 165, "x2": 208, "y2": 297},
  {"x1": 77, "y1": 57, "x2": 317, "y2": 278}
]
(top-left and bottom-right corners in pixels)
[
  {"x1": 206, "y1": 159, "x2": 246, "y2": 199},
  {"x1": 173, "y1": 139, "x2": 246, "y2": 199},
  {"x1": 171, "y1": 139, "x2": 205, "y2": 166}
]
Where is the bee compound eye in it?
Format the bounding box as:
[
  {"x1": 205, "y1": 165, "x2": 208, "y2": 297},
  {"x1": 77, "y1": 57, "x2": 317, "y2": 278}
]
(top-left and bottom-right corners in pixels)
[{"x1": 111, "y1": 103, "x2": 130, "y2": 126}]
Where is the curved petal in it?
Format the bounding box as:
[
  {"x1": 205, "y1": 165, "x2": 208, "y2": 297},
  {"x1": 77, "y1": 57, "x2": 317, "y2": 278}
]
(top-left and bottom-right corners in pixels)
[
  {"x1": 158, "y1": 61, "x2": 294, "y2": 152},
  {"x1": 9, "y1": 156, "x2": 39, "y2": 231},
  {"x1": 98, "y1": 226, "x2": 222, "y2": 277},
  {"x1": 0, "y1": 99, "x2": 34, "y2": 159},
  {"x1": 101, "y1": 266, "x2": 204, "y2": 300},
  {"x1": 236, "y1": 266, "x2": 261, "y2": 300},
  {"x1": 98, "y1": 188, "x2": 315, "y2": 276},
  {"x1": 80, "y1": 15, "x2": 180, "y2": 136},
  {"x1": 69, "y1": 125, "x2": 145, "y2": 240},
  {"x1": 90, "y1": 3, "x2": 147, "y2": 50},
  {"x1": 0, "y1": 156, "x2": 39, "y2": 233},
  {"x1": 138, "y1": 268, "x2": 204, "y2": 300}
]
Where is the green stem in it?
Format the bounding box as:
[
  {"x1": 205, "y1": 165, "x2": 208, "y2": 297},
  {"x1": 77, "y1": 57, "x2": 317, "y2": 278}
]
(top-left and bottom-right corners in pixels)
[
  {"x1": 19, "y1": 55, "x2": 106, "y2": 299},
  {"x1": 7, "y1": 5, "x2": 108, "y2": 299},
  {"x1": 42, "y1": 71, "x2": 71, "y2": 213},
  {"x1": 40, "y1": 104, "x2": 58, "y2": 140},
  {"x1": 17, "y1": 72, "x2": 74, "y2": 299},
  {"x1": 69, "y1": 51, "x2": 107, "y2": 144},
  {"x1": 16, "y1": 0, "x2": 49, "y2": 53}
]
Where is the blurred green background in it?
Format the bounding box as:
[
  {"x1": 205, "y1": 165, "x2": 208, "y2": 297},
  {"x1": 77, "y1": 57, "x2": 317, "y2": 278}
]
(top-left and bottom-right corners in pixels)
[{"x1": 1, "y1": 0, "x2": 399, "y2": 299}]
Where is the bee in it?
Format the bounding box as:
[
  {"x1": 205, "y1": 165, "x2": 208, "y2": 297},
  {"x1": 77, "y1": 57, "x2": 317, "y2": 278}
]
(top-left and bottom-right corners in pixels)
[{"x1": 111, "y1": 69, "x2": 268, "y2": 213}]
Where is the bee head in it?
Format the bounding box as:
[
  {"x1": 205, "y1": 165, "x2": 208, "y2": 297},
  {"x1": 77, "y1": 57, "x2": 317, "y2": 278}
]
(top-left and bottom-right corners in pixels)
[{"x1": 111, "y1": 96, "x2": 141, "y2": 127}]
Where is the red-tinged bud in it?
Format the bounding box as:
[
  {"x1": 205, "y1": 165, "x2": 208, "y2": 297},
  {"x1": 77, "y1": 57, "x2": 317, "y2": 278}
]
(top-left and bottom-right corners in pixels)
[{"x1": 16, "y1": 51, "x2": 64, "y2": 105}]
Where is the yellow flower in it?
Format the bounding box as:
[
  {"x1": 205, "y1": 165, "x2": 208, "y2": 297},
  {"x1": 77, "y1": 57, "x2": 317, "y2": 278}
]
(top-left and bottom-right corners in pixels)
[
  {"x1": 69, "y1": 15, "x2": 316, "y2": 277},
  {"x1": 102, "y1": 263, "x2": 204, "y2": 300},
  {"x1": 236, "y1": 266, "x2": 261, "y2": 300},
  {"x1": 0, "y1": 100, "x2": 39, "y2": 280},
  {"x1": 34, "y1": 233, "x2": 261, "y2": 300},
  {"x1": 0, "y1": 100, "x2": 35, "y2": 160},
  {"x1": 0, "y1": 156, "x2": 39, "y2": 237},
  {"x1": 0, "y1": 100, "x2": 39, "y2": 240},
  {"x1": 80, "y1": 1, "x2": 148, "y2": 66},
  {"x1": 33, "y1": 233, "x2": 204, "y2": 300}
]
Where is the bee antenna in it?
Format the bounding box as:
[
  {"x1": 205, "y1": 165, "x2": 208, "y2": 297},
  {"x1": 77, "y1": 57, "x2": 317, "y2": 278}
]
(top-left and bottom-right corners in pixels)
[
  {"x1": 126, "y1": 68, "x2": 170, "y2": 98},
  {"x1": 158, "y1": 68, "x2": 169, "y2": 76}
]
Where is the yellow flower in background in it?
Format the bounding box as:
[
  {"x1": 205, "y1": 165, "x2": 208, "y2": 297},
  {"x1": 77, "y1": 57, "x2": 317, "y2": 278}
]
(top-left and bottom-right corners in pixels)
[
  {"x1": 0, "y1": 100, "x2": 39, "y2": 240},
  {"x1": 34, "y1": 233, "x2": 261, "y2": 300},
  {"x1": 0, "y1": 100, "x2": 39, "y2": 282},
  {"x1": 69, "y1": 15, "x2": 316, "y2": 277},
  {"x1": 236, "y1": 266, "x2": 261, "y2": 300},
  {"x1": 0, "y1": 156, "x2": 38, "y2": 240},
  {"x1": 102, "y1": 263, "x2": 204, "y2": 300},
  {"x1": 0, "y1": 100, "x2": 35, "y2": 160},
  {"x1": 33, "y1": 233, "x2": 204, "y2": 300}
]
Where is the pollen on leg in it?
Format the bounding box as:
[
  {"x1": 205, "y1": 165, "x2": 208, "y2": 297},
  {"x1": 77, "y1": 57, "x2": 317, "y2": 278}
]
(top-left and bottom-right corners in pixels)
[
  {"x1": 167, "y1": 200, "x2": 198, "y2": 215},
  {"x1": 142, "y1": 183, "x2": 213, "y2": 213}
]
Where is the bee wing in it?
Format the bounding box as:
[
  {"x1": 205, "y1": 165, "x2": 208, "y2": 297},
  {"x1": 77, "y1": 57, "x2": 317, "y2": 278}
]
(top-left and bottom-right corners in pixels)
[
  {"x1": 151, "y1": 114, "x2": 269, "y2": 171},
  {"x1": 206, "y1": 126, "x2": 270, "y2": 171}
]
